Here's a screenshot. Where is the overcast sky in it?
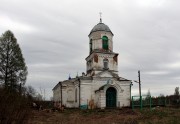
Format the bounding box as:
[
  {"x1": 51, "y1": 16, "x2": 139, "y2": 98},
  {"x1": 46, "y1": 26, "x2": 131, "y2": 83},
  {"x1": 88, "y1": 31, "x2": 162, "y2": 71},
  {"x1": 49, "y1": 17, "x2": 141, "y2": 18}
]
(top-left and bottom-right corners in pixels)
[{"x1": 0, "y1": 0, "x2": 180, "y2": 100}]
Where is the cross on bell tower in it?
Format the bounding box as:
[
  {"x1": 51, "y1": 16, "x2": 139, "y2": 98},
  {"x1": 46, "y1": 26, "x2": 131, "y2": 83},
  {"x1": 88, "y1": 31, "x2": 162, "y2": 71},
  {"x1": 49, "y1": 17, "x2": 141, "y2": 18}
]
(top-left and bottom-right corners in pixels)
[{"x1": 99, "y1": 12, "x2": 102, "y2": 23}]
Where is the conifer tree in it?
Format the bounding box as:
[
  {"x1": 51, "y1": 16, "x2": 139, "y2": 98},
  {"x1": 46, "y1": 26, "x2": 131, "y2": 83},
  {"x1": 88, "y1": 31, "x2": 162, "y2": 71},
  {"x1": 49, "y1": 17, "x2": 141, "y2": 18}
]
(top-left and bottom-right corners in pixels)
[{"x1": 0, "y1": 30, "x2": 28, "y2": 90}]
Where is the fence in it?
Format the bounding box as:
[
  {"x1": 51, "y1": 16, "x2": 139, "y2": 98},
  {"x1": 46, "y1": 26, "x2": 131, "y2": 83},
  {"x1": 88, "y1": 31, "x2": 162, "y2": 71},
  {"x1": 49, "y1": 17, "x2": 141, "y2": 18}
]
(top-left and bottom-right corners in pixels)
[{"x1": 132, "y1": 95, "x2": 167, "y2": 110}]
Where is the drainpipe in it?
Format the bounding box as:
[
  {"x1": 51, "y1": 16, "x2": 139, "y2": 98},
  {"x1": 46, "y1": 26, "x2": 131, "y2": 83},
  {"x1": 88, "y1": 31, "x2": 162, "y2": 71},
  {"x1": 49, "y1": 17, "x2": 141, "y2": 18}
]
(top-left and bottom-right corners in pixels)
[{"x1": 78, "y1": 78, "x2": 81, "y2": 108}]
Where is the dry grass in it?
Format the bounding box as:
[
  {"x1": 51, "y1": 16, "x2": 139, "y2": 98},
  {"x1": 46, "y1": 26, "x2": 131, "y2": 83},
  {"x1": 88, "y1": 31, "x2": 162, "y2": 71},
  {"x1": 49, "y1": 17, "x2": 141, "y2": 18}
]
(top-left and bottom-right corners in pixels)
[{"x1": 26, "y1": 107, "x2": 180, "y2": 124}]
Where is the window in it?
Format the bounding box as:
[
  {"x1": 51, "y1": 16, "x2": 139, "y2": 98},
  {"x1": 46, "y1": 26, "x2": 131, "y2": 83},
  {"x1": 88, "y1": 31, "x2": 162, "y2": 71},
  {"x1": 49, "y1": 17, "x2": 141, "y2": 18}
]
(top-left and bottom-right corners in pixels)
[
  {"x1": 67, "y1": 89, "x2": 73, "y2": 102},
  {"x1": 75, "y1": 88, "x2": 77, "y2": 102},
  {"x1": 103, "y1": 59, "x2": 109, "y2": 69},
  {"x1": 90, "y1": 39, "x2": 92, "y2": 53},
  {"x1": 102, "y1": 36, "x2": 108, "y2": 50}
]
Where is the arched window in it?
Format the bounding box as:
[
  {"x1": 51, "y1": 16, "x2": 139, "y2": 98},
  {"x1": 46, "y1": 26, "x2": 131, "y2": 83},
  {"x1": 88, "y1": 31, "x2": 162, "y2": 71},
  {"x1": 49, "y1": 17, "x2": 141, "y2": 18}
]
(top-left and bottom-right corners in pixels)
[
  {"x1": 90, "y1": 39, "x2": 92, "y2": 53},
  {"x1": 103, "y1": 59, "x2": 109, "y2": 69},
  {"x1": 102, "y1": 36, "x2": 108, "y2": 50}
]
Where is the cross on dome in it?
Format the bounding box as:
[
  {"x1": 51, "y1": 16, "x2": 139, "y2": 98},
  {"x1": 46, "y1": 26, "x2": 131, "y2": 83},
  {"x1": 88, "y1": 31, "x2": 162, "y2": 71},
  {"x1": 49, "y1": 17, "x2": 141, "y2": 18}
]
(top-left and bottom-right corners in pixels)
[{"x1": 99, "y1": 12, "x2": 102, "y2": 23}]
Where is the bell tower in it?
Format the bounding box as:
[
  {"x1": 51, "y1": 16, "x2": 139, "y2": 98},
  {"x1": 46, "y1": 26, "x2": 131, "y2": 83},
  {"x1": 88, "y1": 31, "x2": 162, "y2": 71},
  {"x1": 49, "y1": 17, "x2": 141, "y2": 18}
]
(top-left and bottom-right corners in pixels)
[{"x1": 86, "y1": 17, "x2": 119, "y2": 76}]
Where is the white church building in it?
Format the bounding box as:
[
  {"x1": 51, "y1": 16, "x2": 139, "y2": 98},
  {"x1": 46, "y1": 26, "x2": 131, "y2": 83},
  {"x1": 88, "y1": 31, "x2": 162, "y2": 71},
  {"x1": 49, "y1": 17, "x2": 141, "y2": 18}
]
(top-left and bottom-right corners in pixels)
[{"x1": 53, "y1": 18, "x2": 131, "y2": 109}]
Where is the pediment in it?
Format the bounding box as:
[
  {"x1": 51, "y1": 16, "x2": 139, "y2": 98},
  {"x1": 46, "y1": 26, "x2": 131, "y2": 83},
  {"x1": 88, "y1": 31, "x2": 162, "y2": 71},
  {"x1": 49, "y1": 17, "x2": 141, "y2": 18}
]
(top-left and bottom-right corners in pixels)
[
  {"x1": 99, "y1": 72, "x2": 113, "y2": 77},
  {"x1": 95, "y1": 71, "x2": 119, "y2": 78}
]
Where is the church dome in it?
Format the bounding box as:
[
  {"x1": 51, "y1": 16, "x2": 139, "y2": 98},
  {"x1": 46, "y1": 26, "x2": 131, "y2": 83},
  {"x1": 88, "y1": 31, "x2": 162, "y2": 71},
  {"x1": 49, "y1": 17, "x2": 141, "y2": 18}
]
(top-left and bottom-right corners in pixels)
[{"x1": 89, "y1": 22, "x2": 113, "y2": 36}]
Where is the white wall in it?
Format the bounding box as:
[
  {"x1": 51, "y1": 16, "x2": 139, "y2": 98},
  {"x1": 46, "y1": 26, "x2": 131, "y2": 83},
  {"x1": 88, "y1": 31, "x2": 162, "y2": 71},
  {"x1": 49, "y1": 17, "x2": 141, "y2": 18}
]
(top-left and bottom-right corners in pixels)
[
  {"x1": 95, "y1": 79, "x2": 130, "y2": 108},
  {"x1": 53, "y1": 78, "x2": 131, "y2": 108},
  {"x1": 93, "y1": 53, "x2": 118, "y2": 71},
  {"x1": 53, "y1": 88, "x2": 60, "y2": 102},
  {"x1": 80, "y1": 80, "x2": 92, "y2": 106}
]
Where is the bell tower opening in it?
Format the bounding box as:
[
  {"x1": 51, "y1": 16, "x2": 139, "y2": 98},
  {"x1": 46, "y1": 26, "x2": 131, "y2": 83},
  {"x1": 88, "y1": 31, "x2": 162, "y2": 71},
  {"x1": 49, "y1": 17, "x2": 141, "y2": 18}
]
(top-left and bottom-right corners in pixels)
[{"x1": 102, "y1": 36, "x2": 108, "y2": 50}]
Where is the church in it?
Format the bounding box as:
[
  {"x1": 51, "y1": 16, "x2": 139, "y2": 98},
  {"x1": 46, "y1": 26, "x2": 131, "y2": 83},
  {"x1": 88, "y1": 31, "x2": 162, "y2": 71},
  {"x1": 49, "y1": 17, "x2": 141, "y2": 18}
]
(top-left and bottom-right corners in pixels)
[{"x1": 53, "y1": 18, "x2": 131, "y2": 109}]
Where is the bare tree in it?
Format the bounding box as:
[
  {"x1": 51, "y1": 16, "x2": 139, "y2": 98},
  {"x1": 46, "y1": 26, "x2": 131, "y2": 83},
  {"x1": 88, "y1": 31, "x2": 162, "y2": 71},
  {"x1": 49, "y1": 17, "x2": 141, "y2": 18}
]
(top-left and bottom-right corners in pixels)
[
  {"x1": 174, "y1": 87, "x2": 179, "y2": 96},
  {"x1": 26, "y1": 85, "x2": 36, "y2": 97},
  {"x1": 147, "y1": 89, "x2": 151, "y2": 96}
]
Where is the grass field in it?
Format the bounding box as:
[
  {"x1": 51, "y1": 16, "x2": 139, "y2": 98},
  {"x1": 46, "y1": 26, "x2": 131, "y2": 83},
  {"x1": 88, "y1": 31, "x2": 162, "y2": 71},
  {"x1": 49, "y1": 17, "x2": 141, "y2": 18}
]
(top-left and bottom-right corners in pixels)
[{"x1": 27, "y1": 107, "x2": 180, "y2": 124}]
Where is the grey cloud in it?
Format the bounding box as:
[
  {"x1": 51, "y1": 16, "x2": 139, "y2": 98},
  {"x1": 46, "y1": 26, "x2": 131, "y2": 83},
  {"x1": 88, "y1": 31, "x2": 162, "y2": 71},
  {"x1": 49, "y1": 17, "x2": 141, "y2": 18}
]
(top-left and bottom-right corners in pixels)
[{"x1": 0, "y1": 0, "x2": 180, "y2": 99}]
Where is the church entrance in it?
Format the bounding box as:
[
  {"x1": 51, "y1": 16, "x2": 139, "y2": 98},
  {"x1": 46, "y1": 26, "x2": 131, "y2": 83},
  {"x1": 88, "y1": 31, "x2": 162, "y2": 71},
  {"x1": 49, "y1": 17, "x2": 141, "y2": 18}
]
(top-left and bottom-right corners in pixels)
[{"x1": 106, "y1": 87, "x2": 116, "y2": 108}]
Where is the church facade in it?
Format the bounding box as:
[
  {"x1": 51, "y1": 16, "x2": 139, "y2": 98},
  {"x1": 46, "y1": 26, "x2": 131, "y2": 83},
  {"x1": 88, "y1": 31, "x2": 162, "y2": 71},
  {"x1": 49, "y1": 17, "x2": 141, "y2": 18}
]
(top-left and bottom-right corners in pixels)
[{"x1": 53, "y1": 19, "x2": 131, "y2": 109}]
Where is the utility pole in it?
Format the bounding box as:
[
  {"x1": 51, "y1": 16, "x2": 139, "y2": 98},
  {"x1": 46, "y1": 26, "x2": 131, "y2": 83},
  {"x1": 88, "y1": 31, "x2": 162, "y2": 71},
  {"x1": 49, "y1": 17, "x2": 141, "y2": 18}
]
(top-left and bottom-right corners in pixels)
[
  {"x1": 138, "y1": 70, "x2": 142, "y2": 110},
  {"x1": 133, "y1": 71, "x2": 142, "y2": 110},
  {"x1": 138, "y1": 70, "x2": 141, "y2": 97}
]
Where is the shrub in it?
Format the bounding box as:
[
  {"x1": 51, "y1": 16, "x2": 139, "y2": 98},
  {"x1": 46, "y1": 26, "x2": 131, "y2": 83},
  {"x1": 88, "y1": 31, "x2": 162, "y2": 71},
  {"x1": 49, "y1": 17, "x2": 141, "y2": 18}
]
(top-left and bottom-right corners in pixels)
[{"x1": 0, "y1": 88, "x2": 31, "y2": 124}]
